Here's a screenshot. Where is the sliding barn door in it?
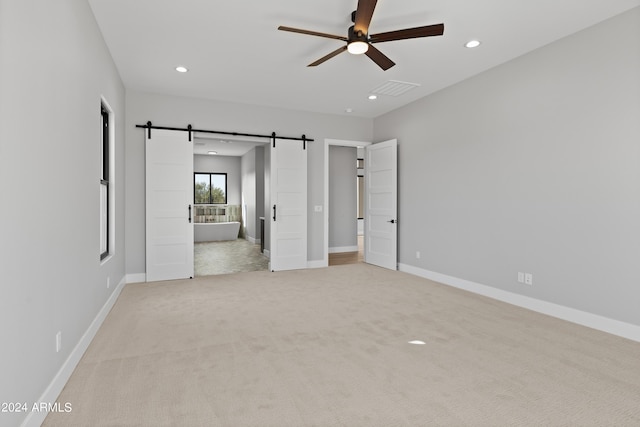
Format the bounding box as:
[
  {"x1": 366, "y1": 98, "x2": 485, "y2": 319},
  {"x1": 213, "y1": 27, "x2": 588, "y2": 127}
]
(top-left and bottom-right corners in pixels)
[
  {"x1": 270, "y1": 139, "x2": 307, "y2": 271},
  {"x1": 146, "y1": 129, "x2": 194, "y2": 281},
  {"x1": 365, "y1": 139, "x2": 397, "y2": 270}
]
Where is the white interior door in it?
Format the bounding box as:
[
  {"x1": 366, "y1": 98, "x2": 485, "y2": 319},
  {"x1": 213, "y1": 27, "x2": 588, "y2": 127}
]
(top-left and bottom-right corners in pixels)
[
  {"x1": 270, "y1": 139, "x2": 307, "y2": 271},
  {"x1": 146, "y1": 129, "x2": 194, "y2": 281},
  {"x1": 365, "y1": 139, "x2": 397, "y2": 270}
]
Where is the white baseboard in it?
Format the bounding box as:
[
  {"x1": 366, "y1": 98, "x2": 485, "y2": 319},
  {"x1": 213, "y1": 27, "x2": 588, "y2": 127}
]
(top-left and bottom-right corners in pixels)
[
  {"x1": 21, "y1": 276, "x2": 127, "y2": 427},
  {"x1": 329, "y1": 246, "x2": 358, "y2": 254},
  {"x1": 126, "y1": 273, "x2": 146, "y2": 284},
  {"x1": 399, "y1": 263, "x2": 640, "y2": 343},
  {"x1": 307, "y1": 259, "x2": 327, "y2": 269},
  {"x1": 245, "y1": 236, "x2": 259, "y2": 245}
]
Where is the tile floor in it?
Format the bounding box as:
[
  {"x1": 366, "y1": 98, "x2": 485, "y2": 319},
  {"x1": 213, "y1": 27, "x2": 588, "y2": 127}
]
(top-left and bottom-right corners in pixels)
[{"x1": 194, "y1": 239, "x2": 269, "y2": 276}]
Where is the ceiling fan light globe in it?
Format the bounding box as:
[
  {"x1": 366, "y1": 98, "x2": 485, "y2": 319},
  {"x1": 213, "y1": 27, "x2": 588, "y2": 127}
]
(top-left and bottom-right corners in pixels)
[{"x1": 347, "y1": 41, "x2": 369, "y2": 55}]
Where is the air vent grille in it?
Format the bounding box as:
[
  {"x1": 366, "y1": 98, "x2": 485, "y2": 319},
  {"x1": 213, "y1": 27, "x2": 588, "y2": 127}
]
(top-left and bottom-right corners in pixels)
[{"x1": 371, "y1": 80, "x2": 421, "y2": 97}]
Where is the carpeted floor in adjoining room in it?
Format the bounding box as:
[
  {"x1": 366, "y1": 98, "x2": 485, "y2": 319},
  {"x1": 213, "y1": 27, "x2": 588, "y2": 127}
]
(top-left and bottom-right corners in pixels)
[
  {"x1": 44, "y1": 264, "x2": 640, "y2": 427},
  {"x1": 195, "y1": 238, "x2": 269, "y2": 276}
]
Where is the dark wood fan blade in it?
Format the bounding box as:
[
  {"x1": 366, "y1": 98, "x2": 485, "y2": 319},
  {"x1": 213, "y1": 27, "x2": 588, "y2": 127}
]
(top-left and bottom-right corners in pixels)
[
  {"x1": 278, "y1": 26, "x2": 347, "y2": 41},
  {"x1": 308, "y1": 45, "x2": 348, "y2": 67},
  {"x1": 365, "y1": 44, "x2": 395, "y2": 70},
  {"x1": 354, "y1": 0, "x2": 377, "y2": 35},
  {"x1": 369, "y1": 23, "x2": 444, "y2": 43}
]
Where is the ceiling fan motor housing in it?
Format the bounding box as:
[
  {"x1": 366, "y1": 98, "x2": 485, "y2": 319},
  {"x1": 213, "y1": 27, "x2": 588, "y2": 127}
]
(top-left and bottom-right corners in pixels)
[{"x1": 348, "y1": 25, "x2": 368, "y2": 43}]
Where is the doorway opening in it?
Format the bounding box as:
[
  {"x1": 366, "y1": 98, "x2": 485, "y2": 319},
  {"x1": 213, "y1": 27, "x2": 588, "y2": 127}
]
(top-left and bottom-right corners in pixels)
[
  {"x1": 323, "y1": 138, "x2": 398, "y2": 270},
  {"x1": 327, "y1": 145, "x2": 363, "y2": 266},
  {"x1": 324, "y1": 139, "x2": 371, "y2": 266},
  {"x1": 192, "y1": 134, "x2": 269, "y2": 276}
]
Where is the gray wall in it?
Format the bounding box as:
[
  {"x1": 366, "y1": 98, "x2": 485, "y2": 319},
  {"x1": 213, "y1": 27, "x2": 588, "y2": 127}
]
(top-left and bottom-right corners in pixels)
[
  {"x1": 255, "y1": 146, "x2": 265, "y2": 240},
  {"x1": 329, "y1": 146, "x2": 358, "y2": 250},
  {"x1": 240, "y1": 146, "x2": 266, "y2": 242},
  {"x1": 0, "y1": 0, "x2": 126, "y2": 425},
  {"x1": 374, "y1": 7, "x2": 640, "y2": 326},
  {"x1": 241, "y1": 149, "x2": 258, "y2": 239},
  {"x1": 264, "y1": 145, "x2": 271, "y2": 253},
  {"x1": 194, "y1": 154, "x2": 242, "y2": 205},
  {"x1": 125, "y1": 91, "x2": 372, "y2": 275}
]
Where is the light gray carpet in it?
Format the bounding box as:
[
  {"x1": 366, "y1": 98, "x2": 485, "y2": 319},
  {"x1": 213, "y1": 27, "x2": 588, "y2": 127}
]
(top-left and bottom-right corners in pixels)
[
  {"x1": 44, "y1": 264, "x2": 640, "y2": 426},
  {"x1": 195, "y1": 239, "x2": 268, "y2": 276}
]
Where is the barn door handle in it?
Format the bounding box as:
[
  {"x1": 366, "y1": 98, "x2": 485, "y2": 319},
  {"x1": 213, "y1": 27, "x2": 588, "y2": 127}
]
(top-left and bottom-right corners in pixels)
[
  {"x1": 188, "y1": 205, "x2": 192, "y2": 223},
  {"x1": 273, "y1": 204, "x2": 277, "y2": 221}
]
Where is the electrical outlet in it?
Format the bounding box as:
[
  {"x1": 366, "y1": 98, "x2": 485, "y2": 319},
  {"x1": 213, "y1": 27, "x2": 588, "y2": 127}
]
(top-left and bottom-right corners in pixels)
[
  {"x1": 517, "y1": 272, "x2": 525, "y2": 283},
  {"x1": 56, "y1": 331, "x2": 62, "y2": 353},
  {"x1": 416, "y1": 251, "x2": 421, "y2": 259},
  {"x1": 525, "y1": 273, "x2": 533, "y2": 285}
]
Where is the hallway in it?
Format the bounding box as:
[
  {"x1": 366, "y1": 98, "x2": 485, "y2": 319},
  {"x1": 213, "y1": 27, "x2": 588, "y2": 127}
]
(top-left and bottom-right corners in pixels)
[{"x1": 328, "y1": 235, "x2": 364, "y2": 266}]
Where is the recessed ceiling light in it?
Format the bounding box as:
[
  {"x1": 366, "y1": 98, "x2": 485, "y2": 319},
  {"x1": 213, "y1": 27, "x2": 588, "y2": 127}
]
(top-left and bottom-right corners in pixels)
[
  {"x1": 465, "y1": 40, "x2": 481, "y2": 48},
  {"x1": 345, "y1": 108, "x2": 353, "y2": 113},
  {"x1": 175, "y1": 66, "x2": 188, "y2": 73},
  {"x1": 408, "y1": 340, "x2": 426, "y2": 345},
  {"x1": 368, "y1": 95, "x2": 377, "y2": 100},
  {"x1": 207, "y1": 151, "x2": 217, "y2": 155}
]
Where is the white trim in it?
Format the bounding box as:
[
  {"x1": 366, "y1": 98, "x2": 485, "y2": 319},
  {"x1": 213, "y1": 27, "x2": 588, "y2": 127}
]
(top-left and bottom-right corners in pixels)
[
  {"x1": 100, "y1": 95, "x2": 116, "y2": 261},
  {"x1": 399, "y1": 263, "x2": 640, "y2": 343},
  {"x1": 307, "y1": 260, "x2": 326, "y2": 269},
  {"x1": 329, "y1": 246, "x2": 359, "y2": 254},
  {"x1": 126, "y1": 273, "x2": 146, "y2": 284},
  {"x1": 21, "y1": 276, "x2": 127, "y2": 427},
  {"x1": 323, "y1": 139, "x2": 371, "y2": 269}
]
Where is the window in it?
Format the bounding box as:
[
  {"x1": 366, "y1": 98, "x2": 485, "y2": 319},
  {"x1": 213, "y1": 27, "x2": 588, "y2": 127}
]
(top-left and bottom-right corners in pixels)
[
  {"x1": 194, "y1": 173, "x2": 227, "y2": 204},
  {"x1": 100, "y1": 103, "x2": 110, "y2": 260}
]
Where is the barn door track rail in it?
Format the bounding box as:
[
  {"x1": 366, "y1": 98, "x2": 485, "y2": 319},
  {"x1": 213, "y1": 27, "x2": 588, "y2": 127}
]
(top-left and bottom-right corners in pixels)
[{"x1": 137, "y1": 122, "x2": 312, "y2": 149}]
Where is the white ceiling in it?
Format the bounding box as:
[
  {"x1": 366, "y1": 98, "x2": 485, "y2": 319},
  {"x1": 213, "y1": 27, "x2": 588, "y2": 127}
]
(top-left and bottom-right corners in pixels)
[
  {"x1": 89, "y1": 0, "x2": 640, "y2": 151},
  {"x1": 192, "y1": 134, "x2": 267, "y2": 157}
]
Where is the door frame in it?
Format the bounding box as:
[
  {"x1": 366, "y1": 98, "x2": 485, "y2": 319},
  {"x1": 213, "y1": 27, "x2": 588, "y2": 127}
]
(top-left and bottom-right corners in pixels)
[{"x1": 322, "y1": 138, "x2": 371, "y2": 267}]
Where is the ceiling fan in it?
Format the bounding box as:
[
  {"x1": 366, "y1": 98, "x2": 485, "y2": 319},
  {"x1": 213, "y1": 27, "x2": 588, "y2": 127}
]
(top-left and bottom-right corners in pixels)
[{"x1": 278, "y1": 0, "x2": 444, "y2": 71}]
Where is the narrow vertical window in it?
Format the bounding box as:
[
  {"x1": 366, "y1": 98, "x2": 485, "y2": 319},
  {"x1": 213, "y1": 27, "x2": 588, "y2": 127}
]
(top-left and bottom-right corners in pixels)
[{"x1": 100, "y1": 104, "x2": 110, "y2": 260}]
